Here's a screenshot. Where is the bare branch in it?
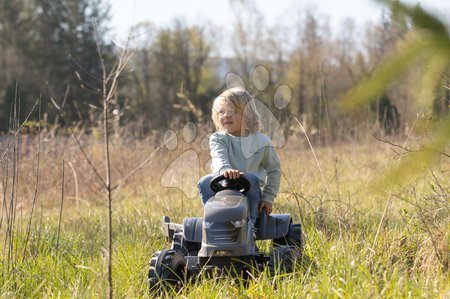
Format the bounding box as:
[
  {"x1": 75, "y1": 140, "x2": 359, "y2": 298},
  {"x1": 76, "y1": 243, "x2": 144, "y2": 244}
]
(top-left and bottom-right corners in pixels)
[
  {"x1": 373, "y1": 134, "x2": 450, "y2": 158},
  {"x1": 92, "y1": 16, "x2": 134, "y2": 299},
  {"x1": 176, "y1": 82, "x2": 204, "y2": 122},
  {"x1": 72, "y1": 133, "x2": 106, "y2": 188},
  {"x1": 112, "y1": 145, "x2": 163, "y2": 191}
]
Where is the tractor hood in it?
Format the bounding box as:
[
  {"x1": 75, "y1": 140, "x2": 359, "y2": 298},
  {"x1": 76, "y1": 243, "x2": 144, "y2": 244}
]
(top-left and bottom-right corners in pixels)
[{"x1": 203, "y1": 190, "x2": 248, "y2": 222}]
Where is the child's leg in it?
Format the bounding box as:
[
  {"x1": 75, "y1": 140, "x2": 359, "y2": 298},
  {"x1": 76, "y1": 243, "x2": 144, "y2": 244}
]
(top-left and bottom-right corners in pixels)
[
  {"x1": 197, "y1": 173, "x2": 217, "y2": 205},
  {"x1": 242, "y1": 172, "x2": 262, "y2": 224}
]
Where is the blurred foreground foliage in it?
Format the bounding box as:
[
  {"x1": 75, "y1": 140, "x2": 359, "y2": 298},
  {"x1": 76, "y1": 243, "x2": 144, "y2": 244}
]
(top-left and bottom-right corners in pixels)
[{"x1": 342, "y1": 0, "x2": 450, "y2": 186}]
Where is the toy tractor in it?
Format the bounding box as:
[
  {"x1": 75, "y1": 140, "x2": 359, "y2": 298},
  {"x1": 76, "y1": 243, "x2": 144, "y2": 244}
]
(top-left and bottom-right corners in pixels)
[{"x1": 148, "y1": 174, "x2": 305, "y2": 291}]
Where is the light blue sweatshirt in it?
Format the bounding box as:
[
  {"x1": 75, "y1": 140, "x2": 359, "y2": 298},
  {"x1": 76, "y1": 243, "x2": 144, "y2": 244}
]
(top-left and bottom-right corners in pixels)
[{"x1": 209, "y1": 131, "x2": 281, "y2": 203}]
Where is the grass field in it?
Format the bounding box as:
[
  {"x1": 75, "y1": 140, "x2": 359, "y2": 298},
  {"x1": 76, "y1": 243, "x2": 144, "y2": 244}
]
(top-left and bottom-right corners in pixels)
[{"x1": 0, "y1": 131, "x2": 448, "y2": 298}]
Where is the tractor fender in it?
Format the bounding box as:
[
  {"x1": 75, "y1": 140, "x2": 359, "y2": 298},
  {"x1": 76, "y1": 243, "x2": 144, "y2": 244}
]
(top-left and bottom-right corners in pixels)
[
  {"x1": 182, "y1": 217, "x2": 203, "y2": 243},
  {"x1": 258, "y1": 214, "x2": 291, "y2": 240}
]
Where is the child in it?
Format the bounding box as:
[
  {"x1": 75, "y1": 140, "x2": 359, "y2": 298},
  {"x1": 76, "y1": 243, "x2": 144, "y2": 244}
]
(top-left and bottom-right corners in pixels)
[{"x1": 198, "y1": 88, "x2": 281, "y2": 235}]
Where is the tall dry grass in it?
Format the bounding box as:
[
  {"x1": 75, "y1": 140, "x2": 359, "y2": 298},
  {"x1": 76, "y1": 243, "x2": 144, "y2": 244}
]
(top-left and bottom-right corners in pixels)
[{"x1": 0, "y1": 123, "x2": 448, "y2": 297}]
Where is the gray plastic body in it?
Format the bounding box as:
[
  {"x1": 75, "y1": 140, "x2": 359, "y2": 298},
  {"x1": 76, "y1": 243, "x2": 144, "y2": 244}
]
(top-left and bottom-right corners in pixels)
[
  {"x1": 256, "y1": 214, "x2": 291, "y2": 239},
  {"x1": 198, "y1": 190, "x2": 255, "y2": 257},
  {"x1": 173, "y1": 190, "x2": 294, "y2": 258}
]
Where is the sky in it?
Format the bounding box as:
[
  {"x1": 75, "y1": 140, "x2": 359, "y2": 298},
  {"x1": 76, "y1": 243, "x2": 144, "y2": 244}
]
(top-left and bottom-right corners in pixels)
[
  {"x1": 110, "y1": 0, "x2": 380, "y2": 31},
  {"x1": 110, "y1": 0, "x2": 450, "y2": 42},
  {"x1": 108, "y1": 0, "x2": 450, "y2": 58}
]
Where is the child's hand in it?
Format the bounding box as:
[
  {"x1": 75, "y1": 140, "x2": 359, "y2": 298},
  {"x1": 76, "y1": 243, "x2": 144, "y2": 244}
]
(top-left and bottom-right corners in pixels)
[
  {"x1": 223, "y1": 169, "x2": 244, "y2": 179},
  {"x1": 259, "y1": 201, "x2": 273, "y2": 215}
]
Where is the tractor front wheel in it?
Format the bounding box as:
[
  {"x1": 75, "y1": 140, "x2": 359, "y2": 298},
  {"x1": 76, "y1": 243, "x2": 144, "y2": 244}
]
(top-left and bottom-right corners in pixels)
[{"x1": 148, "y1": 249, "x2": 186, "y2": 293}]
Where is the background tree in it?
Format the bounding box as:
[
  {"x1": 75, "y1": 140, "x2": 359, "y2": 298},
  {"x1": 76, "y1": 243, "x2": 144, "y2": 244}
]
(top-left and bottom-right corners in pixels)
[
  {"x1": 126, "y1": 21, "x2": 217, "y2": 130},
  {"x1": 229, "y1": 0, "x2": 266, "y2": 82},
  {"x1": 0, "y1": 0, "x2": 36, "y2": 130},
  {"x1": 0, "y1": 0, "x2": 448, "y2": 140},
  {"x1": 0, "y1": 0, "x2": 114, "y2": 130},
  {"x1": 32, "y1": 0, "x2": 114, "y2": 126},
  {"x1": 286, "y1": 10, "x2": 332, "y2": 142}
]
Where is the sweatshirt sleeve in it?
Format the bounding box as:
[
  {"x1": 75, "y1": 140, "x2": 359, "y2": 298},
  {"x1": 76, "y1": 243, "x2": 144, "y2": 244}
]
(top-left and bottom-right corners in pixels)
[
  {"x1": 260, "y1": 144, "x2": 281, "y2": 203},
  {"x1": 209, "y1": 133, "x2": 232, "y2": 174}
]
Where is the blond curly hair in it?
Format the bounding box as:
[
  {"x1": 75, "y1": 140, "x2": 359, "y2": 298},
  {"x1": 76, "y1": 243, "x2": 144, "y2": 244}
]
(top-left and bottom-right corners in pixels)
[{"x1": 211, "y1": 88, "x2": 261, "y2": 135}]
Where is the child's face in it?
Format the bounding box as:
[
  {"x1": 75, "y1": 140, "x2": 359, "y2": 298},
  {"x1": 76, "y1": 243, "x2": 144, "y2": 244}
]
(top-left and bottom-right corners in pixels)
[{"x1": 215, "y1": 100, "x2": 244, "y2": 136}]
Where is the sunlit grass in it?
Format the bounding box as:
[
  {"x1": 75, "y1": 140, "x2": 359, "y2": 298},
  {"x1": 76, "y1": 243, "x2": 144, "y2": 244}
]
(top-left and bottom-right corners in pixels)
[{"x1": 0, "y1": 134, "x2": 448, "y2": 297}]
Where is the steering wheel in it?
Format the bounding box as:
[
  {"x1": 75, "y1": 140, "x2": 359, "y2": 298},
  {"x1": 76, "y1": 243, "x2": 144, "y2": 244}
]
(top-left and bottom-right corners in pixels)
[{"x1": 210, "y1": 174, "x2": 251, "y2": 194}]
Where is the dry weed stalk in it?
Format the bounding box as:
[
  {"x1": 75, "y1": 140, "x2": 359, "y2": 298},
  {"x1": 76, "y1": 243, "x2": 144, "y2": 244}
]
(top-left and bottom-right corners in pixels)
[
  {"x1": 55, "y1": 160, "x2": 65, "y2": 257},
  {"x1": 292, "y1": 116, "x2": 345, "y2": 237},
  {"x1": 1, "y1": 85, "x2": 22, "y2": 274},
  {"x1": 22, "y1": 98, "x2": 42, "y2": 263},
  {"x1": 372, "y1": 113, "x2": 422, "y2": 249}
]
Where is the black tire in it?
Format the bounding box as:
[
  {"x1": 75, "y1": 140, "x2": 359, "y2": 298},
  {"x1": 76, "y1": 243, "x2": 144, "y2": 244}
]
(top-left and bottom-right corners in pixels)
[
  {"x1": 268, "y1": 245, "x2": 301, "y2": 276},
  {"x1": 148, "y1": 249, "x2": 186, "y2": 293},
  {"x1": 273, "y1": 223, "x2": 305, "y2": 250}
]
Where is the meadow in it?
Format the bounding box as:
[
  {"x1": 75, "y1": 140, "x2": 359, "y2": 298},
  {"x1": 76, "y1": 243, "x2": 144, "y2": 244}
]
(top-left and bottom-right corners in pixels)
[{"x1": 0, "y1": 128, "x2": 448, "y2": 298}]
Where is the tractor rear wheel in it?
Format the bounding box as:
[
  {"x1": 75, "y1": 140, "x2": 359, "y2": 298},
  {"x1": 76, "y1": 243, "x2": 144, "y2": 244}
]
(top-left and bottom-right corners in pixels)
[{"x1": 268, "y1": 245, "x2": 301, "y2": 275}]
